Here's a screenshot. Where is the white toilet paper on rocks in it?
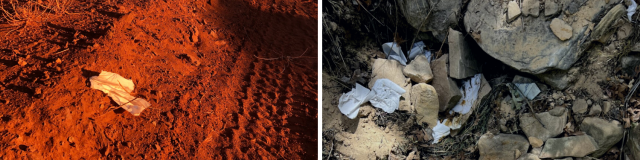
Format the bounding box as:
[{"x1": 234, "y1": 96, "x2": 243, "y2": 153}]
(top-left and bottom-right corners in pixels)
[
  {"x1": 338, "y1": 83, "x2": 375, "y2": 119},
  {"x1": 369, "y1": 79, "x2": 406, "y2": 113}
]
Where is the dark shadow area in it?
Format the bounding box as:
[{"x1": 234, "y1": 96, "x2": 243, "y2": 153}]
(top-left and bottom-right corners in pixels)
[
  {"x1": 6, "y1": 84, "x2": 34, "y2": 96},
  {"x1": 0, "y1": 58, "x2": 17, "y2": 68}
]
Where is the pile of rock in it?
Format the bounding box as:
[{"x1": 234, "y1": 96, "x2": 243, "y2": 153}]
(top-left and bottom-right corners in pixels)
[{"x1": 354, "y1": 28, "x2": 493, "y2": 144}]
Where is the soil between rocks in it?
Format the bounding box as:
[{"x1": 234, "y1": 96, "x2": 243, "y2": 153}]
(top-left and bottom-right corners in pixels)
[{"x1": 0, "y1": 0, "x2": 318, "y2": 159}]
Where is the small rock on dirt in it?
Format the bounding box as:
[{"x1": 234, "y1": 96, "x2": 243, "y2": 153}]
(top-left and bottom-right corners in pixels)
[
  {"x1": 520, "y1": 108, "x2": 567, "y2": 141},
  {"x1": 18, "y1": 58, "x2": 27, "y2": 66},
  {"x1": 603, "y1": 101, "x2": 611, "y2": 113},
  {"x1": 478, "y1": 133, "x2": 530, "y2": 160},
  {"x1": 588, "y1": 104, "x2": 602, "y2": 115},
  {"x1": 410, "y1": 83, "x2": 439, "y2": 128},
  {"x1": 580, "y1": 117, "x2": 623, "y2": 157},
  {"x1": 544, "y1": 0, "x2": 560, "y2": 16},
  {"x1": 550, "y1": 18, "x2": 572, "y2": 41},
  {"x1": 507, "y1": 1, "x2": 521, "y2": 22},
  {"x1": 402, "y1": 55, "x2": 433, "y2": 83},
  {"x1": 56, "y1": 58, "x2": 62, "y2": 64},
  {"x1": 573, "y1": 99, "x2": 588, "y2": 114},
  {"x1": 430, "y1": 55, "x2": 462, "y2": 112},
  {"x1": 522, "y1": 0, "x2": 540, "y2": 17},
  {"x1": 539, "y1": 135, "x2": 599, "y2": 158}
]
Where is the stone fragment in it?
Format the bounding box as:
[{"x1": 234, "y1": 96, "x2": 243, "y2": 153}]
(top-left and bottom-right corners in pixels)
[
  {"x1": 588, "y1": 104, "x2": 602, "y2": 115},
  {"x1": 616, "y1": 22, "x2": 634, "y2": 40},
  {"x1": 573, "y1": 99, "x2": 588, "y2": 114},
  {"x1": 539, "y1": 135, "x2": 599, "y2": 158},
  {"x1": 550, "y1": 18, "x2": 573, "y2": 41},
  {"x1": 478, "y1": 133, "x2": 530, "y2": 160},
  {"x1": 544, "y1": 0, "x2": 560, "y2": 16},
  {"x1": 403, "y1": 55, "x2": 434, "y2": 83},
  {"x1": 522, "y1": 0, "x2": 540, "y2": 17},
  {"x1": 448, "y1": 28, "x2": 478, "y2": 79},
  {"x1": 507, "y1": 1, "x2": 522, "y2": 22},
  {"x1": 430, "y1": 55, "x2": 462, "y2": 112},
  {"x1": 580, "y1": 117, "x2": 623, "y2": 157},
  {"x1": 520, "y1": 108, "x2": 567, "y2": 141},
  {"x1": 410, "y1": 83, "x2": 439, "y2": 128},
  {"x1": 592, "y1": 4, "x2": 627, "y2": 43},
  {"x1": 603, "y1": 101, "x2": 611, "y2": 113},
  {"x1": 528, "y1": 137, "x2": 544, "y2": 148}
]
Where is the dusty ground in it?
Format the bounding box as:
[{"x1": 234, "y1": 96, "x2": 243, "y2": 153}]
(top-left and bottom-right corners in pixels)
[{"x1": 0, "y1": 0, "x2": 317, "y2": 159}]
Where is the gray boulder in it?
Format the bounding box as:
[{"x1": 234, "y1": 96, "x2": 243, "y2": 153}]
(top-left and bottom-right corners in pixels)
[
  {"x1": 398, "y1": 0, "x2": 462, "y2": 41},
  {"x1": 463, "y1": 0, "x2": 616, "y2": 74}
]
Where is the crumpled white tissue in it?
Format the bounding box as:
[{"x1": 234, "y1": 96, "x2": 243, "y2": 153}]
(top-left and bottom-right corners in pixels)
[
  {"x1": 369, "y1": 79, "x2": 406, "y2": 113},
  {"x1": 514, "y1": 83, "x2": 540, "y2": 100},
  {"x1": 338, "y1": 83, "x2": 375, "y2": 119},
  {"x1": 450, "y1": 74, "x2": 482, "y2": 114},
  {"x1": 90, "y1": 71, "x2": 151, "y2": 116},
  {"x1": 432, "y1": 120, "x2": 451, "y2": 144},
  {"x1": 629, "y1": 0, "x2": 637, "y2": 21},
  {"x1": 382, "y1": 42, "x2": 408, "y2": 65}
]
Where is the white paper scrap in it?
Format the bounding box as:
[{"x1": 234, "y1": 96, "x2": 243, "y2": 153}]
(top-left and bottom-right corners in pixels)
[
  {"x1": 514, "y1": 83, "x2": 541, "y2": 100},
  {"x1": 628, "y1": 0, "x2": 637, "y2": 21},
  {"x1": 338, "y1": 83, "x2": 375, "y2": 119},
  {"x1": 432, "y1": 120, "x2": 451, "y2": 144},
  {"x1": 90, "y1": 71, "x2": 151, "y2": 116},
  {"x1": 369, "y1": 79, "x2": 406, "y2": 113},
  {"x1": 451, "y1": 74, "x2": 482, "y2": 114},
  {"x1": 382, "y1": 42, "x2": 408, "y2": 65}
]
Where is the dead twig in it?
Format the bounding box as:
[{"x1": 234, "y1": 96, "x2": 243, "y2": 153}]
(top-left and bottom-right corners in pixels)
[{"x1": 253, "y1": 48, "x2": 315, "y2": 73}]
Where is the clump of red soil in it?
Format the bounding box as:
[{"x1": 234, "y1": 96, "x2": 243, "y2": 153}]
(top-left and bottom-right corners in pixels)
[{"x1": 0, "y1": 0, "x2": 317, "y2": 159}]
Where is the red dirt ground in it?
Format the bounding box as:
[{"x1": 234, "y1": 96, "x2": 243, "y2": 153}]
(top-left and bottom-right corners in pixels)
[{"x1": 0, "y1": 0, "x2": 317, "y2": 159}]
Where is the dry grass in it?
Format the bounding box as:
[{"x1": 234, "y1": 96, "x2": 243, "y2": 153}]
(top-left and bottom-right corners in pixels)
[{"x1": 0, "y1": 0, "x2": 73, "y2": 26}]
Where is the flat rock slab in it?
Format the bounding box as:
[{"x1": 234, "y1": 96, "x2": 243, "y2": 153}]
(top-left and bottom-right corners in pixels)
[
  {"x1": 540, "y1": 135, "x2": 599, "y2": 158},
  {"x1": 478, "y1": 133, "x2": 530, "y2": 160},
  {"x1": 448, "y1": 28, "x2": 479, "y2": 79},
  {"x1": 520, "y1": 108, "x2": 567, "y2": 142},
  {"x1": 580, "y1": 117, "x2": 623, "y2": 157},
  {"x1": 430, "y1": 55, "x2": 462, "y2": 112},
  {"x1": 464, "y1": 0, "x2": 616, "y2": 74}
]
